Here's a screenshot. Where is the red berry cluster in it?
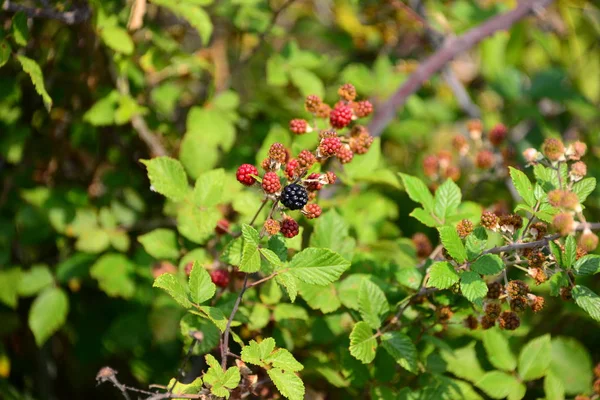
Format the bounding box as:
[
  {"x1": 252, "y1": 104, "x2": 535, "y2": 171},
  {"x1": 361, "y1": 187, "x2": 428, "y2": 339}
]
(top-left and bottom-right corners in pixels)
[{"x1": 234, "y1": 83, "x2": 374, "y2": 239}]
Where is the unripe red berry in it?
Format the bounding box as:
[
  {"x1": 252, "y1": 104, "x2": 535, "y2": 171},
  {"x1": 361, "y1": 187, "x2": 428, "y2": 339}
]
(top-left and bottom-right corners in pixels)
[
  {"x1": 568, "y1": 140, "x2": 587, "y2": 160},
  {"x1": 305, "y1": 95, "x2": 322, "y2": 113},
  {"x1": 498, "y1": 311, "x2": 520, "y2": 330},
  {"x1": 444, "y1": 165, "x2": 461, "y2": 182},
  {"x1": 422, "y1": 155, "x2": 439, "y2": 177},
  {"x1": 215, "y1": 219, "x2": 230, "y2": 235},
  {"x1": 316, "y1": 103, "x2": 331, "y2": 118},
  {"x1": 236, "y1": 164, "x2": 259, "y2": 186},
  {"x1": 304, "y1": 172, "x2": 323, "y2": 191},
  {"x1": 264, "y1": 219, "x2": 281, "y2": 236},
  {"x1": 297, "y1": 150, "x2": 316, "y2": 168},
  {"x1": 285, "y1": 159, "x2": 301, "y2": 180},
  {"x1": 326, "y1": 171, "x2": 337, "y2": 184},
  {"x1": 152, "y1": 261, "x2": 177, "y2": 278},
  {"x1": 475, "y1": 150, "x2": 495, "y2": 169},
  {"x1": 338, "y1": 83, "x2": 357, "y2": 101},
  {"x1": 268, "y1": 143, "x2": 288, "y2": 163},
  {"x1": 353, "y1": 100, "x2": 373, "y2": 118},
  {"x1": 452, "y1": 135, "x2": 468, "y2": 153},
  {"x1": 412, "y1": 233, "x2": 432, "y2": 259},
  {"x1": 262, "y1": 172, "x2": 281, "y2": 194},
  {"x1": 329, "y1": 105, "x2": 353, "y2": 129},
  {"x1": 488, "y1": 123, "x2": 508, "y2": 146},
  {"x1": 336, "y1": 146, "x2": 354, "y2": 164},
  {"x1": 542, "y1": 138, "x2": 565, "y2": 161},
  {"x1": 184, "y1": 261, "x2": 194, "y2": 277},
  {"x1": 280, "y1": 218, "x2": 299, "y2": 238},
  {"x1": 289, "y1": 119, "x2": 310, "y2": 135},
  {"x1": 303, "y1": 203, "x2": 322, "y2": 219},
  {"x1": 320, "y1": 137, "x2": 342, "y2": 157},
  {"x1": 210, "y1": 269, "x2": 230, "y2": 288}
]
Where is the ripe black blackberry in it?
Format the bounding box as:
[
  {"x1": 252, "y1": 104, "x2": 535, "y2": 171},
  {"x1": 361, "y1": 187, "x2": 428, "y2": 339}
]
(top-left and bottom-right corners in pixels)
[{"x1": 280, "y1": 184, "x2": 309, "y2": 210}]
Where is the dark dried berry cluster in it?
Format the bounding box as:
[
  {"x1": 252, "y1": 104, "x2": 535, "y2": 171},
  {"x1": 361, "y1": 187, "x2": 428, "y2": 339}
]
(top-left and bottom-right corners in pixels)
[
  {"x1": 487, "y1": 282, "x2": 503, "y2": 299},
  {"x1": 506, "y1": 280, "x2": 529, "y2": 297},
  {"x1": 498, "y1": 311, "x2": 520, "y2": 330}
]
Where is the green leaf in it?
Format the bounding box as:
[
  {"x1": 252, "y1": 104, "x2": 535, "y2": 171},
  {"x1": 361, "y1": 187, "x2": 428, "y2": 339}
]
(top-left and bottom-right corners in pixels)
[
  {"x1": 289, "y1": 68, "x2": 324, "y2": 98},
  {"x1": 410, "y1": 208, "x2": 439, "y2": 227},
  {"x1": 476, "y1": 371, "x2": 526, "y2": 400},
  {"x1": 203, "y1": 354, "x2": 240, "y2": 399},
  {"x1": 380, "y1": 331, "x2": 417, "y2": 373},
  {"x1": 509, "y1": 167, "x2": 535, "y2": 207},
  {"x1": 544, "y1": 370, "x2": 565, "y2": 400},
  {"x1": 460, "y1": 271, "x2": 488, "y2": 305},
  {"x1": 153, "y1": 273, "x2": 192, "y2": 309},
  {"x1": 439, "y1": 226, "x2": 467, "y2": 263},
  {"x1": 168, "y1": 377, "x2": 203, "y2": 396},
  {"x1": 550, "y1": 337, "x2": 593, "y2": 395},
  {"x1": 465, "y1": 227, "x2": 488, "y2": 260},
  {"x1": 152, "y1": 0, "x2": 213, "y2": 45},
  {"x1": 193, "y1": 169, "x2": 224, "y2": 207},
  {"x1": 240, "y1": 224, "x2": 261, "y2": 273},
  {"x1": 442, "y1": 343, "x2": 485, "y2": 383},
  {"x1": 273, "y1": 304, "x2": 308, "y2": 321},
  {"x1": 248, "y1": 304, "x2": 270, "y2": 331},
  {"x1": 563, "y1": 235, "x2": 576, "y2": 268},
  {"x1": 75, "y1": 228, "x2": 110, "y2": 253},
  {"x1": 276, "y1": 273, "x2": 298, "y2": 303},
  {"x1": 264, "y1": 349, "x2": 304, "y2": 372},
  {"x1": 141, "y1": 157, "x2": 190, "y2": 202},
  {"x1": 266, "y1": 55, "x2": 288, "y2": 86},
  {"x1": 260, "y1": 248, "x2": 284, "y2": 268},
  {"x1": 288, "y1": 248, "x2": 351, "y2": 285},
  {"x1": 574, "y1": 255, "x2": 600, "y2": 275},
  {"x1": 427, "y1": 262, "x2": 460, "y2": 289},
  {"x1": 471, "y1": 254, "x2": 504, "y2": 275},
  {"x1": 90, "y1": 254, "x2": 136, "y2": 298},
  {"x1": 0, "y1": 267, "x2": 21, "y2": 308},
  {"x1": 100, "y1": 25, "x2": 134, "y2": 54},
  {"x1": 195, "y1": 306, "x2": 227, "y2": 331},
  {"x1": 434, "y1": 179, "x2": 462, "y2": 219},
  {"x1": 349, "y1": 322, "x2": 377, "y2": 364},
  {"x1": 572, "y1": 285, "x2": 600, "y2": 321},
  {"x1": 572, "y1": 177, "x2": 596, "y2": 203},
  {"x1": 188, "y1": 262, "x2": 216, "y2": 304},
  {"x1": 400, "y1": 173, "x2": 435, "y2": 211},
  {"x1": 482, "y1": 328, "x2": 517, "y2": 371},
  {"x1": 17, "y1": 265, "x2": 53, "y2": 297},
  {"x1": 241, "y1": 338, "x2": 276, "y2": 367},
  {"x1": 310, "y1": 210, "x2": 356, "y2": 260},
  {"x1": 12, "y1": 12, "x2": 29, "y2": 46},
  {"x1": 138, "y1": 228, "x2": 180, "y2": 259},
  {"x1": 177, "y1": 204, "x2": 220, "y2": 244},
  {"x1": 297, "y1": 282, "x2": 340, "y2": 313},
  {"x1": 395, "y1": 267, "x2": 422, "y2": 290},
  {"x1": 28, "y1": 287, "x2": 69, "y2": 346},
  {"x1": 518, "y1": 334, "x2": 551, "y2": 381},
  {"x1": 180, "y1": 314, "x2": 220, "y2": 354},
  {"x1": 16, "y1": 55, "x2": 52, "y2": 111},
  {"x1": 267, "y1": 368, "x2": 305, "y2": 400},
  {"x1": 358, "y1": 280, "x2": 389, "y2": 329},
  {"x1": 83, "y1": 90, "x2": 119, "y2": 126},
  {"x1": 0, "y1": 40, "x2": 11, "y2": 67}
]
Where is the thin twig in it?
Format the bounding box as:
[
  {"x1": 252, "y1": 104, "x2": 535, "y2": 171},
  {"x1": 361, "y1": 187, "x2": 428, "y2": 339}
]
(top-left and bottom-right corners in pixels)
[
  {"x1": 2, "y1": 0, "x2": 91, "y2": 24},
  {"x1": 368, "y1": 0, "x2": 554, "y2": 137},
  {"x1": 249, "y1": 198, "x2": 269, "y2": 226}
]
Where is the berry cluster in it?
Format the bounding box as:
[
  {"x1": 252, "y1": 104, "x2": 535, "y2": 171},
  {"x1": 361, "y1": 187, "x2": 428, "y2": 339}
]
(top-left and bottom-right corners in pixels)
[
  {"x1": 422, "y1": 120, "x2": 515, "y2": 190},
  {"x1": 235, "y1": 83, "x2": 375, "y2": 239}
]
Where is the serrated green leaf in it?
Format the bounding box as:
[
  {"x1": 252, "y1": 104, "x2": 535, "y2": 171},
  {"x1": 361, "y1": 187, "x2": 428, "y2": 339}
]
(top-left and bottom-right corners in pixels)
[
  {"x1": 240, "y1": 234, "x2": 261, "y2": 273},
  {"x1": 509, "y1": 167, "x2": 535, "y2": 207},
  {"x1": 550, "y1": 337, "x2": 593, "y2": 395},
  {"x1": 188, "y1": 262, "x2": 216, "y2": 304},
  {"x1": 265, "y1": 348, "x2": 304, "y2": 372},
  {"x1": 12, "y1": 12, "x2": 29, "y2": 46},
  {"x1": 518, "y1": 334, "x2": 551, "y2": 381},
  {"x1": 400, "y1": 173, "x2": 435, "y2": 212},
  {"x1": 153, "y1": 273, "x2": 192, "y2": 308},
  {"x1": 482, "y1": 328, "x2": 517, "y2": 371},
  {"x1": 349, "y1": 322, "x2": 377, "y2": 364},
  {"x1": 434, "y1": 179, "x2": 462, "y2": 219},
  {"x1": 410, "y1": 207, "x2": 439, "y2": 227},
  {"x1": 380, "y1": 331, "x2": 417, "y2": 373},
  {"x1": 203, "y1": 354, "x2": 240, "y2": 399},
  {"x1": 276, "y1": 273, "x2": 298, "y2": 303},
  {"x1": 574, "y1": 255, "x2": 600, "y2": 275},
  {"x1": 288, "y1": 248, "x2": 350, "y2": 285},
  {"x1": 297, "y1": 282, "x2": 340, "y2": 313},
  {"x1": 17, "y1": 55, "x2": 52, "y2": 111},
  {"x1": 476, "y1": 371, "x2": 526, "y2": 400},
  {"x1": 141, "y1": 157, "x2": 190, "y2": 202},
  {"x1": 572, "y1": 285, "x2": 600, "y2": 321},
  {"x1": 465, "y1": 227, "x2": 488, "y2": 260},
  {"x1": 90, "y1": 254, "x2": 135, "y2": 298},
  {"x1": 471, "y1": 254, "x2": 504, "y2": 275},
  {"x1": 195, "y1": 306, "x2": 227, "y2": 331},
  {"x1": 572, "y1": 177, "x2": 596, "y2": 203},
  {"x1": 439, "y1": 226, "x2": 467, "y2": 263},
  {"x1": 28, "y1": 287, "x2": 69, "y2": 346},
  {"x1": 268, "y1": 368, "x2": 305, "y2": 400},
  {"x1": 310, "y1": 210, "x2": 356, "y2": 260},
  {"x1": 260, "y1": 248, "x2": 284, "y2": 268},
  {"x1": 180, "y1": 314, "x2": 220, "y2": 354},
  {"x1": 138, "y1": 228, "x2": 180, "y2": 259},
  {"x1": 358, "y1": 280, "x2": 389, "y2": 329},
  {"x1": 192, "y1": 168, "x2": 224, "y2": 207},
  {"x1": 460, "y1": 271, "x2": 487, "y2": 305},
  {"x1": 564, "y1": 235, "x2": 576, "y2": 268},
  {"x1": 177, "y1": 203, "x2": 220, "y2": 244},
  {"x1": 427, "y1": 262, "x2": 460, "y2": 289},
  {"x1": 168, "y1": 377, "x2": 203, "y2": 396},
  {"x1": 17, "y1": 265, "x2": 53, "y2": 297}
]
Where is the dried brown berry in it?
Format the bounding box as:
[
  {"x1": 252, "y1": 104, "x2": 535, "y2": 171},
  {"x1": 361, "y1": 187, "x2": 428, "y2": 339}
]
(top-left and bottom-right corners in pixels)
[
  {"x1": 305, "y1": 94, "x2": 322, "y2": 113},
  {"x1": 436, "y1": 306, "x2": 453, "y2": 321},
  {"x1": 444, "y1": 165, "x2": 461, "y2": 182},
  {"x1": 548, "y1": 189, "x2": 564, "y2": 207},
  {"x1": 481, "y1": 211, "x2": 500, "y2": 230},
  {"x1": 326, "y1": 171, "x2": 337, "y2": 185},
  {"x1": 456, "y1": 219, "x2": 474, "y2": 239},
  {"x1": 560, "y1": 286, "x2": 573, "y2": 301},
  {"x1": 530, "y1": 222, "x2": 547, "y2": 240},
  {"x1": 528, "y1": 267, "x2": 547, "y2": 285},
  {"x1": 542, "y1": 138, "x2": 565, "y2": 161},
  {"x1": 315, "y1": 103, "x2": 331, "y2": 118},
  {"x1": 498, "y1": 311, "x2": 520, "y2": 330},
  {"x1": 594, "y1": 363, "x2": 600, "y2": 378},
  {"x1": 264, "y1": 219, "x2": 281, "y2": 236},
  {"x1": 412, "y1": 233, "x2": 433, "y2": 258},
  {"x1": 481, "y1": 315, "x2": 496, "y2": 330},
  {"x1": 464, "y1": 315, "x2": 479, "y2": 330},
  {"x1": 269, "y1": 143, "x2": 288, "y2": 163},
  {"x1": 528, "y1": 252, "x2": 546, "y2": 268},
  {"x1": 507, "y1": 280, "x2": 529, "y2": 297},
  {"x1": 509, "y1": 295, "x2": 528, "y2": 313},
  {"x1": 487, "y1": 282, "x2": 503, "y2": 299},
  {"x1": 529, "y1": 295, "x2": 545, "y2": 313},
  {"x1": 349, "y1": 127, "x2": 374, "y2": 155},
  {"x1": 570, "y1": 161, "x2": 587, "y2": 180},
  {"x1": 488, "y1": 123, "x2": 508, "y2": 146},
  {"x1": 560, "y1": 192, "x2": 579, "y2": 210},
  {"x1": 484, "y1": 302, "x2": 501, "y2": 320},
  {"x1": 297, "y1": 150, "x2": 316, "y2": 168},
  {"x1": 338, "y1": 83, "x2": 357, "y2": 101}
]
